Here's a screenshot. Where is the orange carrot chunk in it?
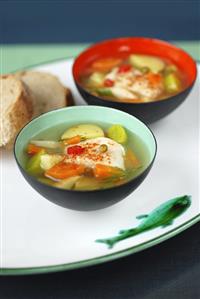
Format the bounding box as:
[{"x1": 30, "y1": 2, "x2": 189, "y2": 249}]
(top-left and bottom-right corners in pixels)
[
  {"x1": 125, "y1": 149, "x2": 141, "y2": 169},
  {"x1": 91, "y1": 58, "x2": 122, "y2": 72},
  {"x1": 45, "y1": 162, "x2": 85, "y2": 180},
  {"x1": 27, "y1": 143, "x2": 44, "y2": 155},
  {"x1": 146, "y1": 73, "x2": 162, "y2": 86},
  {"x1": 94, "y1": 164, "x2": 124, "y2": 179},
  {"x1": 63, "y1": 135, "x2": 82, "y2": 145}
]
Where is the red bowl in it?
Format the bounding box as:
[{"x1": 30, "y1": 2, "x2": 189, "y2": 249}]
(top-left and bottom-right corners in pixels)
[{"x1": 73, "y1": 37, "x2": 197, "y2": 123}]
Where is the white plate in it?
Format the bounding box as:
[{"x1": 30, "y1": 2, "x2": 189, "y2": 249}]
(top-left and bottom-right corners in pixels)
[{"x1": 1, "y1": 59, "x2": 199, "y2": 275}]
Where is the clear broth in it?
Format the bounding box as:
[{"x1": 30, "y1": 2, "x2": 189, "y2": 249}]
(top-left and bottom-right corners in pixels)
[{"x1": 26, "y1": 122, "x2": 151, "y2": 190}]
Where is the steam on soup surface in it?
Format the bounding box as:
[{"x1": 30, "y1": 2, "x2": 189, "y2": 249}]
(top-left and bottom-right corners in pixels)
[
  {"x1": 25, "y1": 123, "x2": 150, "y2": 191},
  {"x1": 80, "y1": 54, "x2": 185, "y2": 103}
]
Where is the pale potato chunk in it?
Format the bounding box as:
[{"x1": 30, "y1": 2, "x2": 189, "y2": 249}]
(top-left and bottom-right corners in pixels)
[
  {"x1": 61, "y1": 124, "x2": 104, "y2": 140},
  {"x1": 129, "y1": 54, "x2": 165, "y2": 73}
]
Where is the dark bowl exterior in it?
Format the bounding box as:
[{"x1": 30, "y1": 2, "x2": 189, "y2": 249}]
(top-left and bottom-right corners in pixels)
[
  {"x1": 18, "y1": 163, "x2": 154, "y2": 211},
  {"x1": 75, "y1": 83, "x2": 194, "y2": 124}
]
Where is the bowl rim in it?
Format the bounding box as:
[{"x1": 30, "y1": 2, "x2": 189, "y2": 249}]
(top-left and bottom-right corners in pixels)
[
  {"x1": 72, "y1": 36, "x2": 197, "y2": 105},
  {"x1": 14, "y1": 105, "x2": 157, "y2": 193}
]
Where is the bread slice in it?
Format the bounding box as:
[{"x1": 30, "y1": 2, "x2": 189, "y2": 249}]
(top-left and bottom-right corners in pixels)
[
  {"x1": 0, "y1": 75, "x2": 33, "y2": 148},
  {"x1": 15, "y1": 71, "x2": 73, "y2": 118}
]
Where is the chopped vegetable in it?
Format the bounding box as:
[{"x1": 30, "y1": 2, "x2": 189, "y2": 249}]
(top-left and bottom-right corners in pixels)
[
  {"x1": 88, "y1": 72, "x2": 105, "y2": 87},
  {"x1": 54, "y1": 176, "x2": 81, "y2": 189},
  {"x1": 61, "y1": 124, "x2": 104, "y2": 140},
  {"x1": 40, "y1": 154, "x2": 64, "y2": 170},
  {"x1": 94, "y1": 164, "x2": 124, "y2": 179},
  {"x1": 96, "y1": 87, "x2": 113, "y2": 97},
  {"x1": 27, "y1": 143, "x2": 43, "y2": 155},
  {"x1": 45, "y1": 162, "x2": 85, "y2": 180},
  {"x1": 26, "y1": 149, "x2": 45, "y2": 176},
  {"x1": 63, "y1": 135, "x2": 82, "y2": 145},
  {"x1": 91, "y1": 58, "x2": 122, "y2": 72},
  {"x1": 141, "y1": 66, "x2": 150, "y2": 74},
  {"x1": 164, "y1": 73, "x2": 180, "y2": 93},
  {"x1": 30, "y1": 140, "x2": 62, "y2": 149},
  {"x1": 74, "y1": 176, "x2": 102, "y2": 191},
  {"x1": 125, "y1": 149, "x2": 142, "y2": 169},
  {"x1": 111, "y1": 86, "x2": 137, "y2": 100},
  {"x1": 129, "y1": 54, "x2": 165, "y2": 73},
  {"x1": 107, "y1": 125, "x2": 127, "y2": 144},
  {"x1": 118, "y1": 64, "x2": 132, "y2": 73},
  {"x1": 104, "y1": 79, "x2": 114, "y2": 87},
  {"x1": 38, "y1": 177, "x2": 55, "y2": 186},
  {"x1": 164, "y1": 64, "x2": 178, "y2": 75},
  {"x1": 147, "y1": 73, "x2": 162, "y2": 86}
]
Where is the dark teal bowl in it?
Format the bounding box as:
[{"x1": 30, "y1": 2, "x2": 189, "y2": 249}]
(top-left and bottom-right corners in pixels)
[{"x1": 14, "y1": 106, "x2": 157, "y2": 211}]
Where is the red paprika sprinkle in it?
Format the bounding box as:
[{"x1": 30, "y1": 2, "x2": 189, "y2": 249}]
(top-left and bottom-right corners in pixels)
[{"x1": 67, "y1": 145, "x2": 85, "y2": 155}]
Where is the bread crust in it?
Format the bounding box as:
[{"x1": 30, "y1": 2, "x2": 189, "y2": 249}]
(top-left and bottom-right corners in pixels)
[
  {"x1": 0, "y1": 75, "x2": 33, "y2": 148},
  {"x1": 65, "y1": 87, "x2": 74, "y2": 106},
  {"x1": 15, "y1": 71, "x2": 74, "y2": 116},
  {"x1": 1, "y1": 71, "x2": 74, "y2": 149}
]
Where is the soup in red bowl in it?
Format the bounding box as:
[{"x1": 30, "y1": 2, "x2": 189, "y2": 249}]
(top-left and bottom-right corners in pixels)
[{"x1": 73, "y1": 37, "x2": 197, "y2": 123}]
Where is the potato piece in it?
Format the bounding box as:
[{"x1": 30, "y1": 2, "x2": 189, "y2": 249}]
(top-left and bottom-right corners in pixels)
[
  {"x1": 40, "y1": 154, "x2": 63, "y2": 170},
  {"x1": 61, "y1": 124, "x2": 104, "y2": 140},
  {"x1": 129, "y1": 54, "x2": 165, "y2": 73}
]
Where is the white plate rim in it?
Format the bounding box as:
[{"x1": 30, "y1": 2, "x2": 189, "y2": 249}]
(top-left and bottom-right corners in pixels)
[{"x1": 1, "y1": 57, "x2": 199, "y2": 276}]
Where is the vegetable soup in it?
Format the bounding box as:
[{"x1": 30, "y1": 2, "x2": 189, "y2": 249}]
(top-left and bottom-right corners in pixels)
[
  {"x1": 80, "y1": 54, "x2": 186, "y2": 103},
  {"x1": 25, "y1": 123, "x2": 150, "y2": 191}
]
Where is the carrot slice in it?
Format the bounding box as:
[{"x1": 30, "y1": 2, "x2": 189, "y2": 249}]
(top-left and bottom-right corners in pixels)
[
  {"x1": 27, "y1": 143, "x2": 44, "y2": 155},
  {"x1": 63, "y1": 135, "x2": 82, "y2": 145},
  {"x1": 91, "y1": 58, "x2": 122, "y2": 72},
  {"x1": 125, "y1": 149, "x2": 141, "y2": 169},
  {"x1": 146, "y1": 73, "x2": 162, "y2": 86},
  {"x1": 45, "y1": 162, "x2": 85, "y2": 180},
  {"x1": 94, "y1": 164, "x2": 124, "y2": 179}
]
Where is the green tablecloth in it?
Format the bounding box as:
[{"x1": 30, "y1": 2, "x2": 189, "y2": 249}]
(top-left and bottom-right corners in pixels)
[{"x1": 1, "y1": 42, "x2": 200, "y2": 74}]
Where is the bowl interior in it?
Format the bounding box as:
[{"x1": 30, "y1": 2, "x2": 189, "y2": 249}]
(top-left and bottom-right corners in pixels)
[
  {"x1": 15, "y1": 106, "x2": 156, "y2": 173},
  {"x1": 73, "y1": 37, "x2": 197, "y2": 91}
]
